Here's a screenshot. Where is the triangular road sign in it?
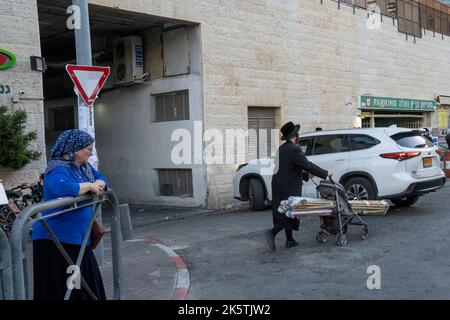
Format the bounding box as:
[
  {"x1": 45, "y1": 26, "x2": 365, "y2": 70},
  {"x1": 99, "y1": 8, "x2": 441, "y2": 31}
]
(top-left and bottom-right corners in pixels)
[{"x1": 66, "y1": 64, "x2": 110, "y2": 106}]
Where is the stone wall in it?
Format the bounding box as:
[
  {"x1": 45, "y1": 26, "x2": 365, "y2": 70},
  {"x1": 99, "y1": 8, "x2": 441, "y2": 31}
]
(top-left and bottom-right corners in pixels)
[
  {"x1": 0, "y1": 0, "x2": 46, "y2": 189},
  {"x1": 3, "y1": 0, "x2": 450, "y2": 207},
  {"x1": 91, "y1": 0, "x2": 450, "y2": 208}
]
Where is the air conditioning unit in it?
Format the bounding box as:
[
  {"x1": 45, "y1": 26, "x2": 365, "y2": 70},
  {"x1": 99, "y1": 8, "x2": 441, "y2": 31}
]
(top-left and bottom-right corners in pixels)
[{"x1": 112, "y1": 36, "x2": 144, "y2": 86}]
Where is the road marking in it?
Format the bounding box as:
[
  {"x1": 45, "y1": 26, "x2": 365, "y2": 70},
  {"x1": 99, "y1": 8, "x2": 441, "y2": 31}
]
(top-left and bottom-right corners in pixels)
[{"x1": 144, "y1": 237, "x2": 190, "y2": 300}]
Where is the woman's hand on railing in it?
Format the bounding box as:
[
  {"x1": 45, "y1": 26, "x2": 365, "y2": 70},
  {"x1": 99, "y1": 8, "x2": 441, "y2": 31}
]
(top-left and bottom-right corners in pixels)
[
  {"x1": 94, "y1": 180, "x2": 106, "y2": 192},
  {"x1": 89, "y1": 183, "x2": 103, "y2": 197},
  {"x1": 79, "y1": 182, "x2": 102, "y2": 197}
]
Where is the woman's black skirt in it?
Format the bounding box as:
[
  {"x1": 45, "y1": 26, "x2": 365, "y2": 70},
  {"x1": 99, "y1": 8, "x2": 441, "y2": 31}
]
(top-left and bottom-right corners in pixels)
[{"x1": 33, "y1": 239, "x2": 106, "y2": 300}]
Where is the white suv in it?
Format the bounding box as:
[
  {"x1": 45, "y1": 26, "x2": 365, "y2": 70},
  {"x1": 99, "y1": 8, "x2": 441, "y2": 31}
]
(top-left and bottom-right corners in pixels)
[{"x1": 233, "y1": 127, "x2": 446, "y2": 211}]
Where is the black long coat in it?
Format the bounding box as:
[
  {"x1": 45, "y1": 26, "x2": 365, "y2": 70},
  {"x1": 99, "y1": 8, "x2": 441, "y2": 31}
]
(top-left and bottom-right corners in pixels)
[{"x1": 271, "y1": 140, "x2": 328, "y2": 230}]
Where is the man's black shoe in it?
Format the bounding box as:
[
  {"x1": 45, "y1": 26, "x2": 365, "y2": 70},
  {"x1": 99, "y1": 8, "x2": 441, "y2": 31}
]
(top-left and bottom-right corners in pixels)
[
  {"x1": 285, "y1": 240, "x2": 299, "y2": 248},
  {"x1": 264, "y1": 230, "x2": 276, "y2": 251}
]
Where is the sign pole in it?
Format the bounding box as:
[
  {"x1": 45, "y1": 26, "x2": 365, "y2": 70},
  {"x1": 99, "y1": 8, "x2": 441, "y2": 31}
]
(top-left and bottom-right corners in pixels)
[
  {"x1": 72, "y1": 0, "x2": 103, "y2": 264},
  {"x1": 73, "y1": 0, "x2": 98, "y2": 168}
]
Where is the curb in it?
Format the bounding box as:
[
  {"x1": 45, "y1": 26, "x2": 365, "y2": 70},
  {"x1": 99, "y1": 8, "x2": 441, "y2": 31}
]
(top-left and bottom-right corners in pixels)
[{"x1": 144, "y1": 237, "x2": 190, "y2": 300}]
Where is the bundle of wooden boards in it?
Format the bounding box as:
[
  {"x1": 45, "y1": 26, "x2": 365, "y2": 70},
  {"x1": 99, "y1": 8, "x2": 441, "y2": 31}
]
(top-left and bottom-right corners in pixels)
[{"x1": 281, "y1": 198, "x2": 389, "y2": 216}]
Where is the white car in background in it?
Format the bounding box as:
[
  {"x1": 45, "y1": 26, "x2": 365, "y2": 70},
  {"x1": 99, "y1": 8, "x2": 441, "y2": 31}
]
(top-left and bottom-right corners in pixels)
[{"x1": 233, "y1": 127, "x2": 446, "y2": 211}]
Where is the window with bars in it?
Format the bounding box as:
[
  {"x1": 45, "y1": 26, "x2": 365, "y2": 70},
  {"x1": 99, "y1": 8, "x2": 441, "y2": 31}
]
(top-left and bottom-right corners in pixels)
[
  {"x1": 374, "y1": 117, "x2": 424, "y2": 128},
  {"x1": 362, "y1": 118, "x2": 372, "y2": 128},
  {"x1": 153, "y1": 90, "x2": 189, "y2": 122},
  {"x1": 330, "y1": 0, "x2": 450, "y2": 37},
  {"x1": 157, "y1": 169, "x2": 193, "y2": 197},
  {"x1": 340, "y1": 0, "x2": 369, "y2": 8},
  {"x1": 361, "y1": 116, "x2": 424, "y2": 128},
  {"x1": 425, "y1": 1, "x2": 447, "y2": 34},
  {"x1": 420, "y1": 1, "x2": 450, "y2": 35},
  {"x1": 337, "y1": 0, "x2": 397, "y2": 15},
  {"x1": 397, "y1": 0, "x2": 422, "y2": 37},
  {"x1": 367, "y1": 0, "x2": 398, "y2": 17},
  {"x1": 50, "y1": 106, "x2": 75, "y2": 132},
  {"x1": 247, "y1": 107, "x2": 277, "y2": 161}
]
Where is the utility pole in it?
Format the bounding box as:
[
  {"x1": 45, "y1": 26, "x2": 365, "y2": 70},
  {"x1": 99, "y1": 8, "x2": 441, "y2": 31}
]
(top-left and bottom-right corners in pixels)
[{"x1": 72, "y1": 0, "x2": 104, "y2": 264}]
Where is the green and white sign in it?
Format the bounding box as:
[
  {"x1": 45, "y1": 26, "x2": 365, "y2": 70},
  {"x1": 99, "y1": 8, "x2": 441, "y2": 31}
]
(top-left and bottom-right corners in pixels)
[
  {"x1": 360, "y1": 96, "x2": 436, "y2": 111},
  {"x1": 0, "y1": 49, "x2": 16, "y2": 70}
]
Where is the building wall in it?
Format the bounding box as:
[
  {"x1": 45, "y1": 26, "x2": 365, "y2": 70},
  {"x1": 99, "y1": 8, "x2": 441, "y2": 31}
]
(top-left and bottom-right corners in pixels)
[
  {"x1": 94, "y1": 74, "x2": 207, "y2": 206},
  {"x1": 92, "y1": 24, "x2": 206, "y2": 207},
  {"x1": 41, "y1": 24, "x2": 206, "y2": 207},
  {"x1": 91, "y1": 0, "x2": 450, "y2": 208},
  {"x1": 0, "y1": 0, "x2": 46, "y2": 188},
  {"x1": 3, "y1": 0, "x2": 449, "y2": 207},
  {"x1": 43, "y1": 76, "x2": 207, "y2": 207}
]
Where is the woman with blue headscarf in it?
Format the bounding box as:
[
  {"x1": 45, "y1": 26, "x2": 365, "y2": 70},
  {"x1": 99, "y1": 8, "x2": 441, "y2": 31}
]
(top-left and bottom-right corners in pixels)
[{"x1": 32, "y1": 129, "x2": 108, "y2": 300}]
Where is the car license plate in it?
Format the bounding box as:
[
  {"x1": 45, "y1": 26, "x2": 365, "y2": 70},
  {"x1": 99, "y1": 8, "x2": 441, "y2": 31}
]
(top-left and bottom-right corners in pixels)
[{"x1": 423, "y1": 157, "x2": 432, "y2": 168}]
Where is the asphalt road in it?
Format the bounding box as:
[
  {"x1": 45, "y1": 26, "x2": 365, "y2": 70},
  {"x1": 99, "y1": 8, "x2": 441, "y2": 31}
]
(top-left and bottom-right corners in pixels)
[{"x1": 131, "y1": 184, "x2": 450, "y2": 300}]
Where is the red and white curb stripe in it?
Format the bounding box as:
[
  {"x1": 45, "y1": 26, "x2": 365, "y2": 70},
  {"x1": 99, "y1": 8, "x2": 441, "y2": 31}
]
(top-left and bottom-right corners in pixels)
[{"x1": 144, "y1": 237, "x2": 190, "y2": 300}]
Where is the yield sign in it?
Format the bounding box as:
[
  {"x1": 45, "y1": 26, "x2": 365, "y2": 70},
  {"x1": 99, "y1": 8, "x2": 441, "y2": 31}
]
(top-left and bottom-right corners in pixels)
[{"x1": 66, "y1": 65, "x2": 110, "y2": 106}]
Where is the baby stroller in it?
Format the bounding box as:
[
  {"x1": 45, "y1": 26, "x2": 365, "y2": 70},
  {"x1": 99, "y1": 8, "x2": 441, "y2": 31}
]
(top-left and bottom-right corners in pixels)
[{"x1": 315, "y1": 177, "x2": 369, "y2": 246}]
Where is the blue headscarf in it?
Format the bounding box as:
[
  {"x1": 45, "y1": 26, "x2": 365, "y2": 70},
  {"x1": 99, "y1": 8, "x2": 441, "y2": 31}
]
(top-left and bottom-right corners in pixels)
[{"x1": 45, "y1": 129, "x2": 95, "y2": 182}]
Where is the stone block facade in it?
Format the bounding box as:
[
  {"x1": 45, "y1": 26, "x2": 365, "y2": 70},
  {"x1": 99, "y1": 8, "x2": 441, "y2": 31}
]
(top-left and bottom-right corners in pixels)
[
  {"x1": 0, "y1": 0, "x2": 46, "y2": 189},
  {"x1": 2, "y1": 0, "x2": 450, "y2": 207}
]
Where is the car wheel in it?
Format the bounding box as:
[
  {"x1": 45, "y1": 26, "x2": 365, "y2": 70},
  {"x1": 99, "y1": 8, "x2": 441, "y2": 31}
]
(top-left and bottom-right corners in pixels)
[
  {"x1": 390, "y1": 195, "x2": 420, "y2": 207},
  {"x1": 344, "y1": 177, "x2": 376, "y2": 200},
  {"x1": 248, "y1": 178, "x2": 266, "y2": 211}
]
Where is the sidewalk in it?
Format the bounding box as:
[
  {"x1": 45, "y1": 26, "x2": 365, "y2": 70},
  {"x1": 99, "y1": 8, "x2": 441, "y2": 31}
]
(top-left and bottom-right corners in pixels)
[
  {"x1": 100, "y1": 237, "x2": 178, "y2": 300},
  {"x1": 98, "y1": 204, "x2": 224, "y2": 300},
  {"x1": 24, "y1": 204, "x2": 230, "y2": 300},
  {"x1": 102, "y1": 204, "x2": 216, "y2": 229}
]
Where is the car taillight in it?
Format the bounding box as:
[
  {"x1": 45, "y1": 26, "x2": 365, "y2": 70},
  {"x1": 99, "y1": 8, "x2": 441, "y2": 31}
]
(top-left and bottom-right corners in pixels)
[
  {"x1": 435, "y1": 148, "x2": 442, "y2": 155},
  {"x1": 380, "y1": 151, "x2": 421, "y2": 161}
]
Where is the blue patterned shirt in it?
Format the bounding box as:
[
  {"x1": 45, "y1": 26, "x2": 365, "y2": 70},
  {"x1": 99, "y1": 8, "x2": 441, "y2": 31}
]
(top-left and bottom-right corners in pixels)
[{"x1": 31, "y1": 163, "x2": 108, "y2": 245}]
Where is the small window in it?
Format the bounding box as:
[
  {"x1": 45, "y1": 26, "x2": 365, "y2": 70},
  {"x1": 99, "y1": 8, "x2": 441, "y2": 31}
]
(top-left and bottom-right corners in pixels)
[
  {"x1": 247, "y1": 107, "x2": 277, "y2": 160},
  {"x1": 298, "y1": 137, "x2": 313, "y2": 155},
  {"x1": 348, "y1": 135, "x2": 380, "y2": 151},
  {"x1": 312, "y1": 135, "x2": 349, "y2": 155},
  {"x1": 50, "y1": 106, "x2": 75, "y2": 132},
  {"x1": 390, "y1": 132, "x2": 434, "y2": 148},
  {"x1": 153, "y1": 90, "x2": 189, "y2": 122},
  {"x1": 157, "y1": 169, "x2": 193, "y2": 197}
]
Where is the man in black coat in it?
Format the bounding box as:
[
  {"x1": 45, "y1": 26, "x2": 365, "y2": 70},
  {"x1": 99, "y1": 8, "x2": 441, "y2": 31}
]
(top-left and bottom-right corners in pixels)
[{"x1": 264, "y1": 122, "x2": 330, "y2": 251}]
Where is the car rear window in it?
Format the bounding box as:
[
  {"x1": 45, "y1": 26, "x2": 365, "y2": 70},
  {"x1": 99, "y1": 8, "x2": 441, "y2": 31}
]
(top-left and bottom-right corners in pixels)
[
  {"x1": 348, "y1": 134, "x2": 380, "y2": 151},
  {"x1": 390, "y1": 132, "x2": 434, "y2": 148}
]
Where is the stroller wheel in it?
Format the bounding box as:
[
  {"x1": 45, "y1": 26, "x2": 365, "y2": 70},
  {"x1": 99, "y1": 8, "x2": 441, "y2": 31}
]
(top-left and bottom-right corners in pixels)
[
  {"x1": 361, "y1": 228, "x2": 369, "y2": 240},
  {"x1": 337, "y1": 234, "x2": 348, "y2": 246},
  {"x1": 316, "y1": 231, "x2": 328, "y2": 244}
]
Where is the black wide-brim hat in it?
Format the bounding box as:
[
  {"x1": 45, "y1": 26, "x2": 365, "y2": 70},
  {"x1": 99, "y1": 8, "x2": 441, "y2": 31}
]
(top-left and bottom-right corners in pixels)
[{"x1": 281, "y1": 121, "x2": 300, "y2": 141}]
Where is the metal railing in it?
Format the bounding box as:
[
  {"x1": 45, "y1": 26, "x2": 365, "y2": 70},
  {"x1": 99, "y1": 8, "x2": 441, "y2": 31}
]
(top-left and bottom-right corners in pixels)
[
  {"x1": 9, "y1": 189, "x2": 122, "y2": 300},
  {"x1": 0, "y1": 228, "x2": 13, "y2": 300},
  {"x1": 328, "y1": 0, "x2": 450, "y2": 39}
]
